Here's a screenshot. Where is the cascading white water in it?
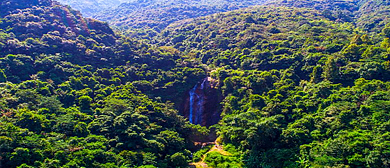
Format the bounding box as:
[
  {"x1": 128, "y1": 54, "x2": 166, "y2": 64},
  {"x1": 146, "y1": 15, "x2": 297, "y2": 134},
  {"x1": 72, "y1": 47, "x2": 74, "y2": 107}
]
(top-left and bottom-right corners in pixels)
[
  {"x1": 189, "y1": 78, "x2": 207, "y2": 125},
  {"x1": 189, "y1": 83, "x2": 198, "y2": 124}
]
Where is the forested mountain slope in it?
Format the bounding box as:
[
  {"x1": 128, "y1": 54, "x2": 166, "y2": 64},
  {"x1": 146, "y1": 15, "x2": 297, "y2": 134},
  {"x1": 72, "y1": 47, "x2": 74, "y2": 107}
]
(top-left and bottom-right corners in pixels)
[
  {"x1": 55, "y1": 0, "x2": 390, "y2": 33},
  {"x1": 55, "y1": 0, "x2": 132, "y2": 17},
  {"x1": 268, "y1": 0, "x2": 390, "y2": 32},
  {"x1": 0, "y1": 0, "x2": 116, "y2": 66},
  {"x1": 0, "y1": 0, "x2": 207, "y2": 167},
  {"x1": 1, "y1": 0, "x2": 390, "y2": 167},
  {"x1": 155, "y1": 4, "x2": 390, "y2": 168},
  {"x1": 93, "y1": 0, "x2": 269, "y2": 30}
]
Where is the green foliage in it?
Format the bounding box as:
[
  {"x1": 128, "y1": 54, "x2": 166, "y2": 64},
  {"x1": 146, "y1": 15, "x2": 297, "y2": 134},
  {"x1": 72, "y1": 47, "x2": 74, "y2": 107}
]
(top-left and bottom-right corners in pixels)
[
  {"x1": 204, "y1": 151, "x2": 242, "y2": 168},
  {"x1": 383, "y1": 25, "x2": 390, "y2": 38},
  {"x1": 323, "y1": 56, "x2": 339, "y2": 82},
  {"x1": 0, "y1": 69, "x2": 6, "y2": 82},
  {"x1": 169, "y1": 152, "x2": 189, "y2": 168},
  {"x1": 192, "y1": 145, "x2": 212, "y2": 162},
  {"x1": 269, "y1": 0, "x2": 390, "y2": 32},
  {"x1": 93, "y1": 0, "x2": 269, "y2": 30},
  {"x1": 2, "y1": 0, "x2": 390, "y2": 168},
  {"x1": 78, "y1": 95, "x2": 92, "y2": 111}
]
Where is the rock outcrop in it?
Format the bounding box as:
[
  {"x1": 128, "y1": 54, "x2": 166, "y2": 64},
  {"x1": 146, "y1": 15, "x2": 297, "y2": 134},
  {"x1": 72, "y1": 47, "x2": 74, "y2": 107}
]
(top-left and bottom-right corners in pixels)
[{"x1": 181, "y1": 77, "x2": 221, "y2": 126}]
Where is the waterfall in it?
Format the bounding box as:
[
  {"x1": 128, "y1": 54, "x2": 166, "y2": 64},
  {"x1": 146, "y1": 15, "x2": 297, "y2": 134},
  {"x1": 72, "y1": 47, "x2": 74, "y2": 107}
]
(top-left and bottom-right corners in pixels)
[
  {"x1": 185, "y1": 77, "x2": 221, "y2": 126},
  {"x1": 189, "y1": 83, "x2": 197, "y2": 124},
  {"x1": 189, "y1": 78, "x2": 207, "y2": 125}
]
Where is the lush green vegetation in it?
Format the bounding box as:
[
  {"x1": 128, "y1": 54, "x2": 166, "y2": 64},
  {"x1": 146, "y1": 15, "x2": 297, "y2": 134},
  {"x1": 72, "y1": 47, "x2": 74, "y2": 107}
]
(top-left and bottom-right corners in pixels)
[
  {"x1": 93, "y1": 0, "x2": 268, "y2": 30},
  {"x1": 153, "y1": 4, "x2": 390, "y2": 167},
  {"x1": 55, "y1": 0, "x2": 132, "y2": 17},
  {"x1": 0, "y1": 0, "x2": 207, "y2": 167},
  {"x1": 268, "y1": 0, "x2": 390, "y2": 32},
  {"x1": 2, "y1": 0, "x2": 390, "y2": 167}
]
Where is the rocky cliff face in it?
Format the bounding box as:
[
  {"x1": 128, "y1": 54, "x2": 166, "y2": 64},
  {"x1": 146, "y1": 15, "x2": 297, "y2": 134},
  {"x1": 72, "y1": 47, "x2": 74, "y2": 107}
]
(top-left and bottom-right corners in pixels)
[{"x1": 181, "y1": 77, "x2": 222, "y2": 126}]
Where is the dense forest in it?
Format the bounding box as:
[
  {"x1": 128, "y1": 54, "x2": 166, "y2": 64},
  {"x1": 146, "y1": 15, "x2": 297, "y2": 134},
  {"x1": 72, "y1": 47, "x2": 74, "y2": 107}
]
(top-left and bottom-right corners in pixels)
[
  {"x1": 95, "y1": 0, "x2": 269, "y2": 30},
  {"x1": 1, "y1": 0, "x2": 390, "y2": 167},
  {"x1": 55, "y1": 0, "x2": 132, "y2": 17},
  {"x1": 57, "y1": 0, "x2": 269, "y2": 30},
  {"x1": 94, "y1": 0, "x2": 266, "y2": 31}
]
